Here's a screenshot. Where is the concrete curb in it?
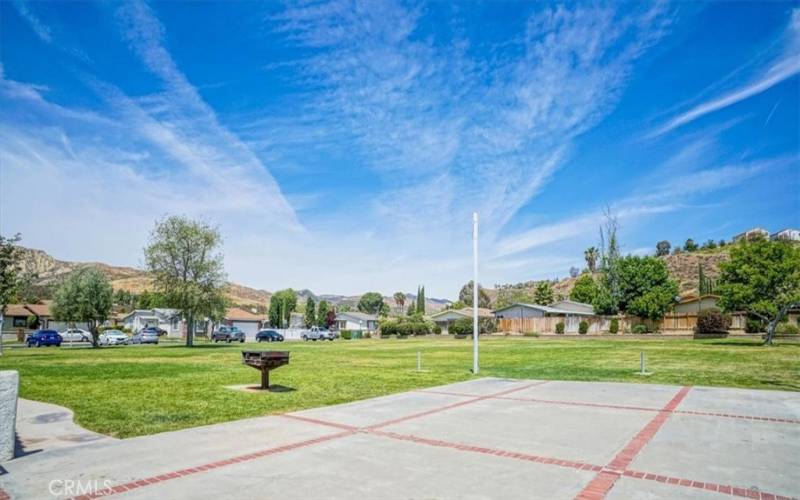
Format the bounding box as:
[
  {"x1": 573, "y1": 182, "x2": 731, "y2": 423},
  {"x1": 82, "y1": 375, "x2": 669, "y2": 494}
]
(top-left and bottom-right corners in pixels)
[{"x1": 0, "y1": 371, "x2": 19, "y2": 462}]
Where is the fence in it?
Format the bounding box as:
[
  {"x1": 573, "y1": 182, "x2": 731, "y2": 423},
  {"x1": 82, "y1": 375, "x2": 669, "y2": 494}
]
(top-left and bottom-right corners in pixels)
[{"x1": 498, "y1": 313, "x2": 748, "y2": 335}]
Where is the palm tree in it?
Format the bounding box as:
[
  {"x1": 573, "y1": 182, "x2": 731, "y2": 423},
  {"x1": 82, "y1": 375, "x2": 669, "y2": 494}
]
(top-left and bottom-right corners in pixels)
[
  {"x1": 584, "y1": 247, "x2": 599, "y2": 273},
  {"x1": 393, "y1": 292, "x2": 405, "y2": 313}
]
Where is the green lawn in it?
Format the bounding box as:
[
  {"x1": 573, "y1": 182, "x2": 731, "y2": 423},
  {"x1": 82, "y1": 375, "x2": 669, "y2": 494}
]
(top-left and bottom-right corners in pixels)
[{"x1": 1, "y1": 336, "x2": 798, "y2": 438}]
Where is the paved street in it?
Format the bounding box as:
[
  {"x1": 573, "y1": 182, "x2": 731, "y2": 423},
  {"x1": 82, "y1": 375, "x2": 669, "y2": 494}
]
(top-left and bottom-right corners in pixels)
[{"x1": 2, "y1": 378, "x2": 798, "y2": 499}]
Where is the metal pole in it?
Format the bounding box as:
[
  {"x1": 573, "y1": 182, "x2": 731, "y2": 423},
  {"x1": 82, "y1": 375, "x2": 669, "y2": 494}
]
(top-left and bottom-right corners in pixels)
[{"x1": 473, "y1": 212, "x2": 479, "y2": 374}]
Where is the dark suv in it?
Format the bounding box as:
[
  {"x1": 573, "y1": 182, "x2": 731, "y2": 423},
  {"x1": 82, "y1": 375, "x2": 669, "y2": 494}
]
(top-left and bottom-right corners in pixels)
[
  {"x1": 26, "y1": 330, "x2": 62, "y2": 347},
  {"x1": 211, "y1": 326, "x2": 246, "y2": 343}
]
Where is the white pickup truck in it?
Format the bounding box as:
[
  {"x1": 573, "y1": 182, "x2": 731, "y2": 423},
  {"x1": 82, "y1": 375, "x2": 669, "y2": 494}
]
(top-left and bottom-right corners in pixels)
[{"x1": 302, "y1": 326, "x2": 336, "y2": 341}]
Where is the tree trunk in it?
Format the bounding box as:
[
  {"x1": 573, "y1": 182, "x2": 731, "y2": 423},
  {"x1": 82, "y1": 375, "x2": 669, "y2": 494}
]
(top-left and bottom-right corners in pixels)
[
  {"x1": 88, "y1": 320, "x2": 99, "y2": 348},
  {"x1": 763, "y1": 307, "x2": 788, "y2": 346},
  {"x1": 186, "y1": 315, "x2": 194, "y2": 347}
]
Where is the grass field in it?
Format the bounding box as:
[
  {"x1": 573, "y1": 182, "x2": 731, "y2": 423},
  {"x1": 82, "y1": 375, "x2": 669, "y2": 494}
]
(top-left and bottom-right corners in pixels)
[{"x1": 1, "y1": 336, "x2": 798, "y2": 438}]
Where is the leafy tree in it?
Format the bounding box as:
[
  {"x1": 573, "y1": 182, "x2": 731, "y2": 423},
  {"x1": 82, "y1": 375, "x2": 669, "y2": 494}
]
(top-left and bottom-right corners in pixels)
[
  {"x1": 584, "y1": 247, "x2": 599, "y2": 273},
  {"x1": 569, "y1": 266, "x2": 580, "y2": 278},
  {"x1": 717, "y1": 239, "x2": 800, "y2": 345},
  {"x1": 684, "y1": 238, "x2": 698, "y2": 252},
  {"x1": 270, "y1": 289, "x2": 298, "y2": 328},
  {"x1": 459, "y1": 280, "x2": 491, "y2": 308},
  {"x1": 698, "y1": 264, "x2": 715, "y2": 295},
  {"x1": 718, "y1": 239, "x2": 727, "y2": 247},
  {"x1": 494, "y1": 286, "x2": 534, "y2": 309},
  {"x1": 701, "y1": 239, "x2": 717, "y2": 250},
  {"x1": 533, "y1": 281, "x2": 554, "y2": 305},
  {"x1": 137, "y1": 289, "x2": 167, "y2": 309},
  {"x1": 570, "y1": 274, "x2": 598, "y2": 304},
  {"x1": 592, "y1": 283, "x2": 618, "y2": 315},
  {"x1": 599, "y1": 209, "x2": 621, "y2": 306},
  {"x1": 0, "y1": 234, "x2": 24, "y2": 344},
  {"x1": 304, "y1": 297, "x2": 316, "y2": 328},
  {"x1": 416, "y1": 286, "x2": 426, "y2": 315},
  {"x1": 655, "y1": 240, "x2": 671, "y2": 257},
  {"x1": 393, "y1": 292, "x2": 405, "y2": 313},
  {"x1": 358, "y1": 292, "x2": 385, "y2": 315},
  {"x1": 325, "y1": 309, "x2": 336, "y2": 329},
  {"x1": 406, "y1": 302, "x2": 416, "y2": 316},
  {"x1": 52, "y1": 267, "x2": 113, "y2": 347},
  {"x1": 337, "y1": 303, "x2": 353, "y2": 313},
  {"x1": 144, "y1": 216, "x2": 228, "y2": 346},
  {"x1": 316, "y1": 300, "x2": 331, "y2": 328},
  {"x1": 616, "y1": 256, "x2": 679, "y2": 320}
]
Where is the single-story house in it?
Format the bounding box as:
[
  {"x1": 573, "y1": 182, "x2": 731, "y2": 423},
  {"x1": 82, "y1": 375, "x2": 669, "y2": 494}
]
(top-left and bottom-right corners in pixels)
[
  {"x1": 549, "y1": 300, "x2": 594, "y2": 315},
  {"x1": 770, "y1": 228, "x2": 800, "y2": 241},
  {"x1": 121, "y1": 308, "x2": 183, "y2": 337},
  {"x1": 493, "y1": 303, "x2": 594, "y2": 320},
  {"x1": 673, "y1": 295, "x2": 720, "y2": 314},
  {"x1": 335, "y1": 312, "x2": 378, "y2": 333},
  {"x1": 733, "y1": 227, "x2": 769, "y2": 242},
  {"x1": 223, "y1": 307, "x2": 264, "y2": 339},
  {"x1": 1, "y1": 302, "x2": 56, "y2": 339},
  {"x1": 430, "y1": 307, "x2": 493, "y2": 334}
]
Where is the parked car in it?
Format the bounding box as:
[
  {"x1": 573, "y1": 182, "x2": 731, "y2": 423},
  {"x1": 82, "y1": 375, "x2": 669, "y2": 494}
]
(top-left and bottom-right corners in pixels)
[
  {"x1": 26, "y1": 330, "x2": 62, "y2": 347},
  {"x1": 255, "y1": 329, "x2": 284, "y2": 342},
  {"x1": 211, "y1": 326, "x2": 246, "y2": 343},
  {"x1": 140, "y1": 326, "x2": 167, "y2": 337},
  {"x1": 302, "y1": 326, "x2": 334, "y2": 341},
  {"x1": 130, "y1": 330, "x2": 159, "y2": 344},
  {"x1": 60, "y1": 328, "x2": 91, "y2": 342},
  {"x1": 99, "y1": 330, "x2": 129, "y2": 346}
]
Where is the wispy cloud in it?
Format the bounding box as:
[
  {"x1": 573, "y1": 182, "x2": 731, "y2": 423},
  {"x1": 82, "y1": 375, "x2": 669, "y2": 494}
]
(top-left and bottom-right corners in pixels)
[
  {"x1": 650, "y1": 8, "x2": 800, "y2": 137},
  {"x1": 12, "y1": 0, "x2": 52, "y2": 43}
]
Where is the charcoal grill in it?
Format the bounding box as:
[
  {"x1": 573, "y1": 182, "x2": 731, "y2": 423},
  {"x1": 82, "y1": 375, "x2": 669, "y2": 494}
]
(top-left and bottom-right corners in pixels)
[{"x1": 241, "y1": 351, "x2": 290, "y2": 390}]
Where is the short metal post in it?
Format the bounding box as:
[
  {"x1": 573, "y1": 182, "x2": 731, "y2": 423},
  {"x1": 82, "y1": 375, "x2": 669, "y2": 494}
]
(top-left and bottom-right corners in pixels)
[{"x1": 261, "y1": 369, "x2": 269, "y2": 390}]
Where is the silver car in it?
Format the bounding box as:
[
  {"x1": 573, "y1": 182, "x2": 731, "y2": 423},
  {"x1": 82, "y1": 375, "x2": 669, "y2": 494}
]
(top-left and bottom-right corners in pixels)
[
  {"x1": 60, "y1": 328, "x2": 91, "y2": 342},
  {"x1": 131, "y1": 330, "x2": 159, "y2": 344},
  {"x1": 99, "y1": 330, "x2": 129, "y2": 346}
]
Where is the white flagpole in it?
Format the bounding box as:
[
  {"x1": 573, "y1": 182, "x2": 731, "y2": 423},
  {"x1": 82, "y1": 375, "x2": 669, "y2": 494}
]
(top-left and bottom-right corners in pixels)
[{"x1": 472, "y1": 212, "x2": 479, "y2": 374}]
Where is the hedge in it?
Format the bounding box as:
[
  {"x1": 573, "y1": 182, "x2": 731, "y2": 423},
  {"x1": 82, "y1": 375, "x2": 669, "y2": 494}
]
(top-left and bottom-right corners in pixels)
[{"x1": 695, "y1": 308, "x2": 731, "y2": 334}]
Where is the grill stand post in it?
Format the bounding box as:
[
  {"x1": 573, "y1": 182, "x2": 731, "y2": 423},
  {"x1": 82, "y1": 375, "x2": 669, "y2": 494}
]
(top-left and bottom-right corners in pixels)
[{"x1": 261, "y1": 368, "x2": 269, "y2": 390}]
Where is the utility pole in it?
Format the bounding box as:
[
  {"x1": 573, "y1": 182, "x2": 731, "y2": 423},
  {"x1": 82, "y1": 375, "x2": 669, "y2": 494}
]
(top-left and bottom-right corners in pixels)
[{"x1": 473, "y1": 212, "x2": 479, "y2": 374}]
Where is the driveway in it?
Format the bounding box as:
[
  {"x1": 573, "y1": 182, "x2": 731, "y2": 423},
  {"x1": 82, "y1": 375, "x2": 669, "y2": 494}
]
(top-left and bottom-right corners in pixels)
[{"x1": 1, "y1": 378, "x2": 798, "y2": 499}]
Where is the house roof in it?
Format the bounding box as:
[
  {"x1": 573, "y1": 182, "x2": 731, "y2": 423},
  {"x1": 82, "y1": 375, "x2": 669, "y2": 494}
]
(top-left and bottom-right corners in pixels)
[
  {"x1": 430, "y1": 307, "x2": 493, "y2": 319},
  {"x1": 4, "y1": 304, "x2": 31, "y2": 317},
  {"x1": 335, "y1": 311, "x2": 378, "y2": 322},
  {"x1": 225, "y1": 307, "x2": 263, "y2": 322},
  {"x1": 492, "y1": 303, "x2": 594, "y2": 316},
  {"x1": 4, "y1": 303, "x2": 51, "y2": 317}
]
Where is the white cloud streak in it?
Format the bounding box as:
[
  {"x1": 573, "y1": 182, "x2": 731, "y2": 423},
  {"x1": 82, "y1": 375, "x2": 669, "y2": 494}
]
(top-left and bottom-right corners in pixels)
[{"x1": 650, "y1": 8, "x2": 800, "y2": 137}]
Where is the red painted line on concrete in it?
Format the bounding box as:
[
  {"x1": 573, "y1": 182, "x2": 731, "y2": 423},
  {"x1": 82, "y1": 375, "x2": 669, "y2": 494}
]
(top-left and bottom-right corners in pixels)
[
  {"x1": 623, "y1": 470, "x2": 798, "y2": 500},
  {"x1": 371, "y1": 429, "x2": 603, "y2": 473},
  {"x1": 68, "y1": 430, "x2": 353, "y2": 500},
  {"x1": 369, "y1": 381, "x2": 548, "y2": 430},
  {"x1": 421, "y1": 389, "x2": 800, "y2": 425},
  {"x1": 279, "y1": 413, "x2": 358, "y2": 431},
  {"x1": 673, "y1": 410, "x2": 800, "y2": 425},
  {"x1": 574, "y1": 385, "x2": 691, "y2": 500}
]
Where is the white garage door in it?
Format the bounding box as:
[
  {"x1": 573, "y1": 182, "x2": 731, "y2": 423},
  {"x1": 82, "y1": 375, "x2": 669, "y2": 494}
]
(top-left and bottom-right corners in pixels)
[{"x1": 232, "y1": 321, "x2": 260, "y2": 340}]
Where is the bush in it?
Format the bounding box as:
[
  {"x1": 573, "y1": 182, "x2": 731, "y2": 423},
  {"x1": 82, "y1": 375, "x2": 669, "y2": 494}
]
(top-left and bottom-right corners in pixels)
[
  {"x1": 745, "y1": 317, "x2": 765, "y2": 333},
  {"x1": 776, "y1": 323, "x2": 800, "y2": 335},
  {"x1": 363, "y1": 332, "x2": 371, "y2": 339},
  {"x1": 522, "y1": 331, "x2": 539, "y2": 337},
  {"x1": 578, "y1": 321, "x2": 589, "y2": 335},
  {"x1": 632, "y1": 324, "x2": 649, "y2": 334},
  {"x1": 340, "y1": 330, "x2": 353, "y2": 340},
  {"x1": 449, "y1": 317, "x2": 494, "y2": 336},
  {"x1": 695, "y1": 308, "x2": 731, "y2": 334},
  {"x1": 555, "y1": 322, "x2": 565, "y2": 334},
  {"x1": 609, "y1": 318, "x2": 619, "y2": 334},
  {"x1": 379, "y1": 317, "x2": 438, "y2": 337}
]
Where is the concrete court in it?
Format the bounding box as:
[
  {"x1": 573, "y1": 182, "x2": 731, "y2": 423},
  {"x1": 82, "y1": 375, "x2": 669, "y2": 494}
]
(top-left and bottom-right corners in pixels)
[{"x1": 1, "y1": 378, "x2": 798, "y2": 500}]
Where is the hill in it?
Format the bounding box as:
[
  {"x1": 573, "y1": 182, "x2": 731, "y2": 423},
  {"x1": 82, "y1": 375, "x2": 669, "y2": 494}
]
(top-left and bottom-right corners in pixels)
[{"x1": 15, "y1": 247, "x2": 449, "y2": 312}]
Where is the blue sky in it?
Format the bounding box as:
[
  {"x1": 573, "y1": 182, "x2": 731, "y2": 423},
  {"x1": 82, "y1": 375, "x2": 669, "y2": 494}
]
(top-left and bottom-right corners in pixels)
[{"x1": 1, "y1": 1, "x2": 798, "y2": 298}]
